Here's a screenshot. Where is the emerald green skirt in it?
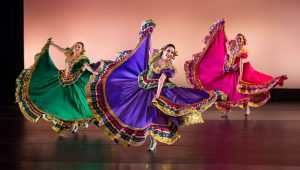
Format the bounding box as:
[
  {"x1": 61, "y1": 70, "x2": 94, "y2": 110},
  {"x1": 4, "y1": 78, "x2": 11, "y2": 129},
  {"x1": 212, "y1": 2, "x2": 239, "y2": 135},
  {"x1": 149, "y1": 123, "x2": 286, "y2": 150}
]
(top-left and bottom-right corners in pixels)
[{"x1": 16, "y1": 42, "x2": 94, "y2": 132}]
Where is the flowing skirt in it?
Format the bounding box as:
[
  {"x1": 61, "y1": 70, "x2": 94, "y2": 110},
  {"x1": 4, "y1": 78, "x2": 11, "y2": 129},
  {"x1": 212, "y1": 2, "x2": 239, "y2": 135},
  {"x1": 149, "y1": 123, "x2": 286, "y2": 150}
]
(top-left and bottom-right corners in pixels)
[
  {"x1": 87, "y1": 30, "x2": 225, "y2": 147},
  {"x1": 16, "y1": 42, "x2": 96, "y2": 132},
  {"x1": 185, "y1": 19, "x2": 287, "y2": 112}
]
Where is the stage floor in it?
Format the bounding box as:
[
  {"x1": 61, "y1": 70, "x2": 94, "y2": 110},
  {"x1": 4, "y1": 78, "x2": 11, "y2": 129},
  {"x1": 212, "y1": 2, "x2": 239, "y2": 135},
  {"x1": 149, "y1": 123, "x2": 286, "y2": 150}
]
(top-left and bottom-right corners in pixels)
[{"x1": 1, "y1": 102, "x2": 300, "y2": 170}]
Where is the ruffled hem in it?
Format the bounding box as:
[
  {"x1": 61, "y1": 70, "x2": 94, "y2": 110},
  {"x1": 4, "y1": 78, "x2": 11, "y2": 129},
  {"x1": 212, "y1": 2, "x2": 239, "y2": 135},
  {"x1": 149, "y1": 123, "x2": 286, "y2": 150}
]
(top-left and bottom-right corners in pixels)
[
  {"x1": 238, "y1": 75, "x2": 288, "y2": 94},
  {"x1": 215, "y1": 91, "x2": 270, "y2": 112},
  {"x1": 204, "y1": 18, "x2": 225, "y2": 44},
  {"x1": 152, "y1": 90, "x2": 227, "y2": 126},
  {"x1": 152, "y1": 92, "x2": 219, "y2": 126},
  {"x1": 184, "y1": 19, "x2": 225, "y2": 89},
  {"x1": 184, "y1": 52, "x2": 202, "y2": 88},
  {"x1": 16, "y1": 69, "x2": 43, "y2": 123},
  {"x1": 139, "y1": 19, "x2": 156, "y2": 40},
  {"x1": 92, "y1": 113, "x2": 180, "y2": 147}
]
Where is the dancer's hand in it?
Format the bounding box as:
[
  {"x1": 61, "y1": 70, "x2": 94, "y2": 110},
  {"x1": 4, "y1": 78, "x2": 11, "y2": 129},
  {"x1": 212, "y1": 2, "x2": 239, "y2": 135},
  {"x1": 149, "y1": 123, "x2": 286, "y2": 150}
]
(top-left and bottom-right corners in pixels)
[
  {"x1": 81, "y1": 65, "x2": 87, "y2": 71},
  {"x1": 225, "y1": 63, "x2": 230, "y2": 69},
  {"x1": 155, "y1": 93, "x2": 160, "y2": 99},
  {"x1": 48, "y1": 37, "x2": 53, "y2": 44}
]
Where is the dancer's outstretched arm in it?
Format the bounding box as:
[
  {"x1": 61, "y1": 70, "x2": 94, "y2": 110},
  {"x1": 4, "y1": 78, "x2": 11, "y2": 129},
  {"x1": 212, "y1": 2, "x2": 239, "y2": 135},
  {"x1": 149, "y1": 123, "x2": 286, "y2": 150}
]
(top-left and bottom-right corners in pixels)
[
  {"x1": 81, "y1": 62, "x2": 94, "y2": 73},
  {"x1": 155, "y1": 73, "x2": 166, "y2": 98},
  {"x1": 50, "y1": 41, "x2": 65, "y2": 53}
]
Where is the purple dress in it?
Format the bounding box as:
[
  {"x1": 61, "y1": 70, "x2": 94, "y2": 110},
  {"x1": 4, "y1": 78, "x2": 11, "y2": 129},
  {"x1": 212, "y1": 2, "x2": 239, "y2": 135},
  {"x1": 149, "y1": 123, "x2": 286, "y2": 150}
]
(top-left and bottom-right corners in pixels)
[{"x1": 86, "y1": 20, "x2": 226, "y2": 147}]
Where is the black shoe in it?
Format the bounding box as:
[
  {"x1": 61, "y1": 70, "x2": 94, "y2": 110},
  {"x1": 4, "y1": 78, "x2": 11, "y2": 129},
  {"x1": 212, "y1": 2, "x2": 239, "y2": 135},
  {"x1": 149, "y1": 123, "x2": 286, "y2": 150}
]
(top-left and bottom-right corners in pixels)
[
  {"x1": 221, "y1": 114, "x2": 229, "y2": 120},
  {"x1": 114, "y1": 138, "x2": 119, "y2": 144},
  {"x1": 93, "y1": 120, "x2": 101, "y2": 128}
]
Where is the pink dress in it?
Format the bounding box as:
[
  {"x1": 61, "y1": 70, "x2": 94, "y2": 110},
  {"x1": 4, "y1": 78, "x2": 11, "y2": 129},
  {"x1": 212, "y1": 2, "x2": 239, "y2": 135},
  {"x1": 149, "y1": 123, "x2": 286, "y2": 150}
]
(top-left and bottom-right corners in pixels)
[{"x1": 185, "y1": 19, "x2": 287, "y2": 112}]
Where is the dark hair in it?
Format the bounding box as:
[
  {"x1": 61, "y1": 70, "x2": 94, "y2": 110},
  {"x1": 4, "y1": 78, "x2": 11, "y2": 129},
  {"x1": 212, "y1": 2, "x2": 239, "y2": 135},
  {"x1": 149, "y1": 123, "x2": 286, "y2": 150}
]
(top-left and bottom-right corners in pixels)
[
  {"x1": 236, "y1": 33, "x2": 247, "y2": 45},
  {"x1": 72, "y1": 42, "x2": 86, "y2": 55},
  {"x1": 150, "y1": 43, "x2": 177, "y2": 65},
  {"x1": 160, "y1": 43, "x2": 178, "y2": 60},
  {"x1": 163, "y1": 44, "x2": 176, "y2": 51},
  {"x1": 76, "y1": 42, "x2": 84, "y2": 48}
]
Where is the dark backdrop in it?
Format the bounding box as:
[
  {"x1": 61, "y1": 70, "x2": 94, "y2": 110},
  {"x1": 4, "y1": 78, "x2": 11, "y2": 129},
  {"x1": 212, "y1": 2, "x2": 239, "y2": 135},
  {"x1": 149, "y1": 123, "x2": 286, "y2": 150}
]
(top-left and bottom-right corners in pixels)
[{"x1": 1, "y1": 0, "x2": 23, "y2": 105}]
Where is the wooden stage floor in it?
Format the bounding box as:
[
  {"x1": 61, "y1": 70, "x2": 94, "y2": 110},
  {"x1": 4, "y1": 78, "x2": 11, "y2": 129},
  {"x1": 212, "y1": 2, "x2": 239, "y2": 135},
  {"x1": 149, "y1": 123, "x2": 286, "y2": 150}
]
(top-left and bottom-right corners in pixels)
[{"x1": 1, "y1": 102, "x2": 300, "y2": 170}]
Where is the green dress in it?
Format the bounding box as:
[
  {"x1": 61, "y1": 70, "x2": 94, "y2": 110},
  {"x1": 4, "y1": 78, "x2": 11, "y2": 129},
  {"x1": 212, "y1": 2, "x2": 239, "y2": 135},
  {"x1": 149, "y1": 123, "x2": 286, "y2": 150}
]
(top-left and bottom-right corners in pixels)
[{"x1": 16, "y1": 40, "x2": 95, "y2": 133}]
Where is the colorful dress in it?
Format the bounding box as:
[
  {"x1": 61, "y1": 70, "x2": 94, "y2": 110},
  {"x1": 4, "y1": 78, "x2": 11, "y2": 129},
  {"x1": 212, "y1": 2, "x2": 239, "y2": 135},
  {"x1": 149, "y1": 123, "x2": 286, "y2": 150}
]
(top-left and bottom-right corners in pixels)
[
  {"x1": 15, "y1": 40, "x2": 99, "y2": 132},
  {"x1": 86, "y1": 20, "x2": 226, "y2": 147},
  {"x1": 185, "y1": 19, "x2": 287, "y2": 112}
]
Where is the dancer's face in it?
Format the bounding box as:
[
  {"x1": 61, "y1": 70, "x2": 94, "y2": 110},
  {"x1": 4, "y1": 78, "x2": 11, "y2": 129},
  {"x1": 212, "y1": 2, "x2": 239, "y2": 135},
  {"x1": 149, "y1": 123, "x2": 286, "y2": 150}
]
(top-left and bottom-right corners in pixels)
[
  {"x1": 235, "y1": 35, "x2": 245, "y2": 47},
  {"x1": 72, "y1": 43, "x2": 84, "y2": 54},
  {"x1": 162, "y1": 46, "x2": 175, "y2": 61}
]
